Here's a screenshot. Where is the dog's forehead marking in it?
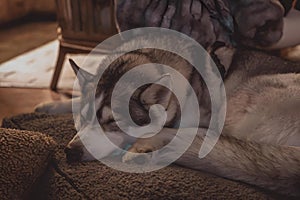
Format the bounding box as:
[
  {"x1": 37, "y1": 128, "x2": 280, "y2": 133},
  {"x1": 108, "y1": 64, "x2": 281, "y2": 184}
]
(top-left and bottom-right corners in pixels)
[
  {"x1": 95, "y1": 93, "x2": 104, "y2": 106},
  {"x1": 102, "y1": 106, "x2": 112, "y2": 121},
  {"x1": 81, "y1": 103, "x2": 89, "y2": 116},
  {"x1": 94, "y1": 93, "x2": 113, "y2": 122}
]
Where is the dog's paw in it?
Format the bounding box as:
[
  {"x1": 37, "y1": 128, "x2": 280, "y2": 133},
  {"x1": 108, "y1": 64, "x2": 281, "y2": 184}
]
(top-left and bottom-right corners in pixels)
[
  {"x1": 122, "y1": 151, "x2": 148, "y2": 163},
  {"x1": 122, "y1": 130, "x2": 174, "y2": 163},
  {"x1": 122, "y1": 139, "x2": 160, "y2": 163}
]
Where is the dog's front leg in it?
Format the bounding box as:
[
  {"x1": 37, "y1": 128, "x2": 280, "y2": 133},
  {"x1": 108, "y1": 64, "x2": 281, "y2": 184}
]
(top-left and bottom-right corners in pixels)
[{"x1": 122, "y1": 128, "x2": 178, "y2": 162}]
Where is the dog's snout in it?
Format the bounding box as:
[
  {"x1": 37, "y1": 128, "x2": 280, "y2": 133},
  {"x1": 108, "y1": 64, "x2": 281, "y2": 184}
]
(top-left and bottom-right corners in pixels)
[{"x1": 64, "y1": 146, "x2": 83, "y2": 163}]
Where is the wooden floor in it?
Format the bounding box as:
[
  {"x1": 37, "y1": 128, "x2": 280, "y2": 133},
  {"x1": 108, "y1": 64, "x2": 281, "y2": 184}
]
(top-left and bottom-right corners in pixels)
[
  {"x1": 0, "y1": 19, "x2": 63, "y2": 125},
  {"x1": 0, "y1": 88, "x2": 70, "y2": 125},
  {"x1": 0, "y1": 21, "x2": 57, "y2": 63}
]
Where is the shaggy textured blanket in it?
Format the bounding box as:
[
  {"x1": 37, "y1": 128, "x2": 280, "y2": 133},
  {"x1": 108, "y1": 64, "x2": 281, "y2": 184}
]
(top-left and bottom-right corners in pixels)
[
  {"x1": 0, "y1": 128, "x2": 56, "y2": 200},
  {"x1": 1, "y1": 115, "x2": 280, "y2": 199}
]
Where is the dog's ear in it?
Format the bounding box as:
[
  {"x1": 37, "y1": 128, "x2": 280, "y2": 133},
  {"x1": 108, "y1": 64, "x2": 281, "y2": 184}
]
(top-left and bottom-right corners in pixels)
[
  {"x1": 69, "y1": 59, "x2": 94, "y2": 87},
  {"x1": 140, "y1": 74, "x2": 173, "y2": 109}
]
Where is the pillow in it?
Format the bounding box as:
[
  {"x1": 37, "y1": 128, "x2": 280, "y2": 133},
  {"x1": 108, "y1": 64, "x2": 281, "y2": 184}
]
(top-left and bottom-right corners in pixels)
[{"x1": 0, "y1": 128, "x2": 56, "y2": 200}]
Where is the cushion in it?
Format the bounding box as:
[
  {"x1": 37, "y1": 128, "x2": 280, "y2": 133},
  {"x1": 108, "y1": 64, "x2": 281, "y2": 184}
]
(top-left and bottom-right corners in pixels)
[
  {"x1": 2, "y1": 113, "x2": 279, "y2": 199},
  {"x1": 0, "y1": 128, "x2": 56, "y2": 200}
]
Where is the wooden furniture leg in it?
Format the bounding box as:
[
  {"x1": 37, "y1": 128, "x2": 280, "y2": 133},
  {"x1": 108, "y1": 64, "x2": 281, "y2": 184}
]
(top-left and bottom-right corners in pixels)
[{"x1": 50, "y1": 45, "x2": 66, "y2": 91}]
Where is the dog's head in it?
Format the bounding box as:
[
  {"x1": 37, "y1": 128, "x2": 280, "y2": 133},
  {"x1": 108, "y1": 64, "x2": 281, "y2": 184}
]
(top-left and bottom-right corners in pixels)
[{"x1": 65, "y1": 49, "x2": 213, "y2": 163}]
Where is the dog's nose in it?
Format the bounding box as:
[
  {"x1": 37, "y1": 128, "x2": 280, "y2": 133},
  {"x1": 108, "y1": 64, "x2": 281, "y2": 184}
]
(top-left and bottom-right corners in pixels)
[{"x1": 64, "y1": 146, "x2": 83, "y2": 163}]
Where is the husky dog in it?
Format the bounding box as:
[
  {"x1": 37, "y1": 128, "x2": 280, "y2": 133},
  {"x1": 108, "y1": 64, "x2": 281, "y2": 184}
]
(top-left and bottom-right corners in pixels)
[{"x1": 35, "y1": 36, "x2": 300, "y2": 197}]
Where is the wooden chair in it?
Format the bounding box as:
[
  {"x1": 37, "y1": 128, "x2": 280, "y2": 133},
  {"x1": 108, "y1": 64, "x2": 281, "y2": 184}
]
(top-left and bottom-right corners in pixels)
[{"x1": 51, "y1": 0, "x2": 118, "y2": 90}]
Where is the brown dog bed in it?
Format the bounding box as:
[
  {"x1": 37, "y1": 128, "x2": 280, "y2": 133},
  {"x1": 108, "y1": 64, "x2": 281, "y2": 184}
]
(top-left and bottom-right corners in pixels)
[
  {"x1": 2, "y1": 112, "x2": 283, "y2": 200},
  {"x1": 0, "y1": 128, "x2": 56, "y2": 200}
]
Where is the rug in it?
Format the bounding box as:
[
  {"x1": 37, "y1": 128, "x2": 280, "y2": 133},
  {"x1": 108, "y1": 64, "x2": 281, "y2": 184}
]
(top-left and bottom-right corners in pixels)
[
  {"x1": 1, "y1": 113, "x2": 280, "y2": 200},
  {"x1": 0, "y1": 40, "x2": 103, "y2": 89}
]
